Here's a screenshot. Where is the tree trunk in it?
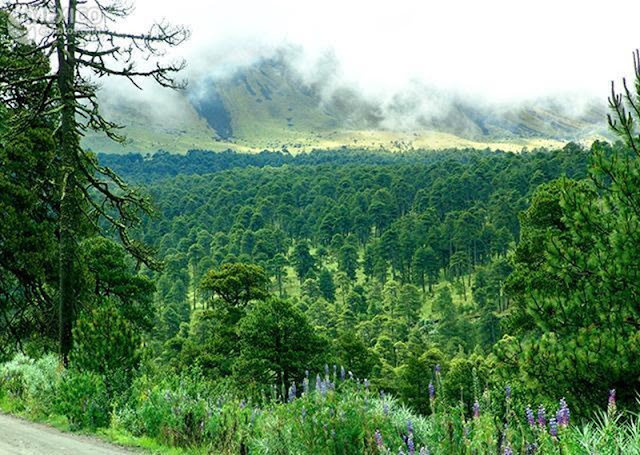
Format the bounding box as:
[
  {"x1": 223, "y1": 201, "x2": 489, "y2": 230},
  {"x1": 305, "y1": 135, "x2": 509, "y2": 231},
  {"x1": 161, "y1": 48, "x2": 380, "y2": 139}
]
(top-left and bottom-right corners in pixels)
[{"x1": 56, "y1": 0, "x2": 78, "y2": 364}]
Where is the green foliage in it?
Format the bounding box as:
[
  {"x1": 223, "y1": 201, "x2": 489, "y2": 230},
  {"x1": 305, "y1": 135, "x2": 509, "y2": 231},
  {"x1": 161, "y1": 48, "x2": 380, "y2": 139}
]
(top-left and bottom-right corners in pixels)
[
  {"x1": 71, "y1": 302, "x2": 140, "y2": 393},
  {"x1": 235, "y1": 298, "x2": 328, "y2": 394},
  {"x1": 56, "y1": 370, "x2": 110, "y2": 430},
  {"x1": 0, "y1": 353, "x2": 60, "y2": 415},
  {"x1": 201, "y1": 263, "x2": 270, "y2": 311}
]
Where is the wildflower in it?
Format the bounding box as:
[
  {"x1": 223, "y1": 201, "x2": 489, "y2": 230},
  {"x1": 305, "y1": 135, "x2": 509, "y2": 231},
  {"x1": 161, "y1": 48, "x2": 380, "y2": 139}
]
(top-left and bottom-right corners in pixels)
[
  {"x1": 407, "y1": 433, "x2": 415, "y2": 454},
  {"x1": 537, "y1": 406, "x2": 546, "y2": 427},
  {"x1": 303, "y1": 377, "x2": 309, "y2": 395},
  {"x1": 549, "y1": 417, "x2": 558, "y2": 438},
  {"x1": 288, "y1": 383, "x2": 297, "y2": 402},
  {"x1": 333, "y1": 364, "x2": 337, "y2": 381},
  {"x1": 505, "y1": 385, "x2": 512, "y2": 400},
  {"x1": 557, "y1": 397, "x2": 570, "y2": 427},
  {"x1": 419, "y1": 448, "x2": 430, "y2": 455},
  {"x1": 374, "y1": 429, "x2": 384, "y2": 448},
  {"x1": 348, "y1": 370, "x2": 354, "y2": 380},
  {"x1": 428, "y1": 382, "x2": 435, "y2": 399},
  {"x1": 526, "y1": 406, "x2": 535, "y2": 427},
  {"x1": 434, "y1": 364, "x2": 441, "y2": 374},
  {"x1": 364, "y1": 378, "x2": 370, "y2": 391},
  {"x1": 407, "y1": 419, "x2": 414, "y2": 434},
  {"x1": 383, "y1": 400, "x2": 389, "y2": 416},
  {"x1": 380, "y1": 390, "x2": 386, "y2": 399},
  {"x1": 503, "y1": 447, "x2": 513, "y2": 455},
  {"x1": 525, "y1": 443, "x2": 538, "y2": 454},
  {"x1": 325, "y1": 363, "x2": 329, "y2": 378},
  {"x1": 340, "y1": 366, "x2": 346, "y2": 381},
  {"x1": 316, "y1": 374, "x2": 322, "y2": 391},
  {"x1": 608, "y1": 389, "x2": 616, "y2": 414},
  {"x1": 473, "y1": 400, "x2": 480, "y2": 418}
]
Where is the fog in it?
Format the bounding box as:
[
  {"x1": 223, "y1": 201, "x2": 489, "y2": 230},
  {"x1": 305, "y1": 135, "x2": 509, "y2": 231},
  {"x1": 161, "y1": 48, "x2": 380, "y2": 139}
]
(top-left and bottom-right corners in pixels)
[{"x1": 98, "y1": 0, "x2": 640, "y2": 130}]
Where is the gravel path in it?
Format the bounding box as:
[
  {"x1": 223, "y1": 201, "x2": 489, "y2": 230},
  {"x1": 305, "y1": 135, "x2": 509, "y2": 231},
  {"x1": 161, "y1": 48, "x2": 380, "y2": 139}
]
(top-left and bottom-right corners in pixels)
[{"x1": 0, "y1": 413, "x2": 139, "y2": 454}]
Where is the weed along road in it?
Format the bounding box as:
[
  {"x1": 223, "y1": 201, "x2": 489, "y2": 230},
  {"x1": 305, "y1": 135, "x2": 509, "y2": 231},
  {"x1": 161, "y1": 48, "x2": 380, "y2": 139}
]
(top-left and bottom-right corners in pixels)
[{"x1": 0, "y1": 413, "x2": 137, "y2": 454}]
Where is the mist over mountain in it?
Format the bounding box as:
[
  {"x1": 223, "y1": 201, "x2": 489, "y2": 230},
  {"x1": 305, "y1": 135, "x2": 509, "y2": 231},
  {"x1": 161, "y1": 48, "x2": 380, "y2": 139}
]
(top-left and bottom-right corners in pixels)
[{"x1": 85, "y1": 50, "x2": 608, "y2": 154}]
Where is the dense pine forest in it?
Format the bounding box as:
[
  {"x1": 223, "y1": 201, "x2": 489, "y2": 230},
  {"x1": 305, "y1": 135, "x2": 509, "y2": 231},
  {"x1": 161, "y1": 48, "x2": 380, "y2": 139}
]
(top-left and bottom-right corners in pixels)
[{"x1": 3, "y1": 1, "x2": 640, "y2": 453}]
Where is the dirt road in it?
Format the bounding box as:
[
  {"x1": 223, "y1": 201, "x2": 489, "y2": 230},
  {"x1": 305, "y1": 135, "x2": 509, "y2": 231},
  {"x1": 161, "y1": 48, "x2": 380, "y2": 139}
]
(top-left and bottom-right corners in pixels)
[{"x1": 0, "y1": 413, "x2": 138, "y2": 454}]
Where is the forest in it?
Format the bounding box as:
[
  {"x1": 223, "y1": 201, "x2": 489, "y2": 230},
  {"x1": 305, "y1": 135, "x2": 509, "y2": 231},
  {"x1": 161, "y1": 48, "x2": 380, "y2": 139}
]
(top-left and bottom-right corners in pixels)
[{"x1": 2, "y1": 1, "x2": 640, "y2": 453}]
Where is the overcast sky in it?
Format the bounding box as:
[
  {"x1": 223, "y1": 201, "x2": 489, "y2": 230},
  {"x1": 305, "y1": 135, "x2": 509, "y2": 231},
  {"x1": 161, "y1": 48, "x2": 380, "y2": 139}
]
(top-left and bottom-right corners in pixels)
[{"x1": 118, "y1": 0, "x2": 640, "y2": 104}]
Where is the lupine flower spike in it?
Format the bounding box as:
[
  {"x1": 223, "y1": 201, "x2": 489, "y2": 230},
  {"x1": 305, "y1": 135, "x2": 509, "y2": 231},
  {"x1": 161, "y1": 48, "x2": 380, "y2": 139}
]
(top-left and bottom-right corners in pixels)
[
  {"x1": 526, "y1": 405, "x2": 535, "y2": 427},
  {"x1": 608, "y1": 389, "x2": 616, "y2": 415},
  {"x1": 428, "y1": 382, "x2": 435, "y2": 399},
  {"x1": 549, "y1": 418, "x2": 558, "y2": 438},
  {"x1": 505, "y1": 385, "x2": 512, "y2": 400},
  {"x1": 537, "y1": 406, "x2": 546, "y2": 427},
  {"x1": 407, "y1": 433, "x2": 415, "y2": 455},
  {"x1": 374, "y1": 429, "x2": 384, "y2": 448},
  {"x1": 557, "y1": 398, "x2": 570, "y2": 427},
  {"x1": 473, "y1": 401, "x2": 480, "y2": 418},
  {"x1": 503, "y1": 447, "x2": 513, "y2": 455}
]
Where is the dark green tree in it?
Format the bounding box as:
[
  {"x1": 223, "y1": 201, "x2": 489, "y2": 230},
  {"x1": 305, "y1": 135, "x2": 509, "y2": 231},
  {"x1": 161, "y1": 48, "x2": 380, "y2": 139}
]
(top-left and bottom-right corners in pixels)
[{"x1": 235, "y1": 298, "x2": 327, "y2": 396}]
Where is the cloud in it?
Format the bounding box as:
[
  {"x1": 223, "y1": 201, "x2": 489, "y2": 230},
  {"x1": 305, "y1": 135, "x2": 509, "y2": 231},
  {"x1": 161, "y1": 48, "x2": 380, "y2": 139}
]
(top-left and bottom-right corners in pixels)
[{"x1": 98, "y1": 0, "x2": 640, "y2": 130}]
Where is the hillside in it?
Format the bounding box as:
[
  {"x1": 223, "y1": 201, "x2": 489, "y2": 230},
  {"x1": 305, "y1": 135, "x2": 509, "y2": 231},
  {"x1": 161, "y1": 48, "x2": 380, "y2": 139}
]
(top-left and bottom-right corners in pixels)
[{"x1": 84, "y1": 57, "x2": 608, "y2": 154}]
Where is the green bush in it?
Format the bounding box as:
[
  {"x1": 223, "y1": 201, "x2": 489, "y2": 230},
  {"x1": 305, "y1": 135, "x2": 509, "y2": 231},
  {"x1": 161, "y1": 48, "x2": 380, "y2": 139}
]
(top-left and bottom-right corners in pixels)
[
  {"x1": 56, "y1": 370, "x2": 110, "y2": 430},
  {"x1": 0, "y1": 353, "x2": 60, "y2": 415}
]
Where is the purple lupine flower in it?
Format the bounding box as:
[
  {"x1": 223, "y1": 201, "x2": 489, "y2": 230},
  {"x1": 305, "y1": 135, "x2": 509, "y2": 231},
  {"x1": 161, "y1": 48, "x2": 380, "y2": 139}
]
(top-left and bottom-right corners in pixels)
[
  {"x1": 505, "y1": 385, "x2": 512, "y2": 400},
  {"x1": 557, "y1": 398, "x2": 570, "y2": 426},
  {"x1": 526, "y1": 406, "x2": 535, "y2": 427},
  {"x1": 407, "y1": 433, "x2": 415, "y2": 455},
  {"x1": 288, "y1": 383, "x2": 297, "y2": 402},
  {"x1": 537, "y1": 406, "x2": 546, "y2": 427},
  {"x1": 407, "y1": 419, "x2": 414, "y2": 434},
  {"x1": 316, "y1": 374, "x2": 322, "y2": 391},
  {"x1": 473, "y1": 401, "x2": 480, "y2": 418},
  {"x1": 303, "y1": 377, "x2": 309, "y2": 395},
  {"x1": 549, "y1": 418, "x2": 558, "y2": 438},
  {"x1": 608, "y1": 389, "x2": 616, "y2": 413},
  {"x1": 383, "y1": 400, "x2": 389, "y2": 416},
  {"x1": 333, "y1": 364, "x2": 337, "y2": 381},
  {"x1": 374, "y1": 429, "x2": 384, "y2": 448},
  {"x1": 503, "y1": 447, "x2": 513, "y2": 455},
  {"x1": 525, "y1": 443, "x2": 538, "y2": 454},
  {"x1": 324, "y1": 364, "x2": 329, "y2": 378},
  {"x1": 364, "y1": 378, "x2": 370, "y2": 391},
  {"x1": 428, "y1": 382, "x2": 435, "y2": 399},
  {"x1": 340, "y1": 366, "x2": 346, "y2": 381},
  {"x1": 320, "y1": 380, "x2": 328, "y2": 398}
]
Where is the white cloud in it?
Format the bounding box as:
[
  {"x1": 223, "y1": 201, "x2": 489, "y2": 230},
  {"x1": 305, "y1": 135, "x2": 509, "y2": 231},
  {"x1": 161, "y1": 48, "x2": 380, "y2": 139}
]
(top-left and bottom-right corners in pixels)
[{"x1": 118, "y1": 0, "x2": 640, "y2": 103}]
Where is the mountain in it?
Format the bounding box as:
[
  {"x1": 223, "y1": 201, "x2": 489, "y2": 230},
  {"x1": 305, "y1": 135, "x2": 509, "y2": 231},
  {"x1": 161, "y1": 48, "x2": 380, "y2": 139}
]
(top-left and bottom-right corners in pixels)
[{"x1": 84, "y1": 57, "x2": 609, "y2": 154}]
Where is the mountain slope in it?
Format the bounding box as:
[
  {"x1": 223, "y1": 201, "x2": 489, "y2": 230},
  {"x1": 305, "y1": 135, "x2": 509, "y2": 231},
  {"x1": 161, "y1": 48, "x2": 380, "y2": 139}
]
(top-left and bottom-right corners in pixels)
[{"x1": 84, "y1": 57, "x2": 608, "y2": 154}]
